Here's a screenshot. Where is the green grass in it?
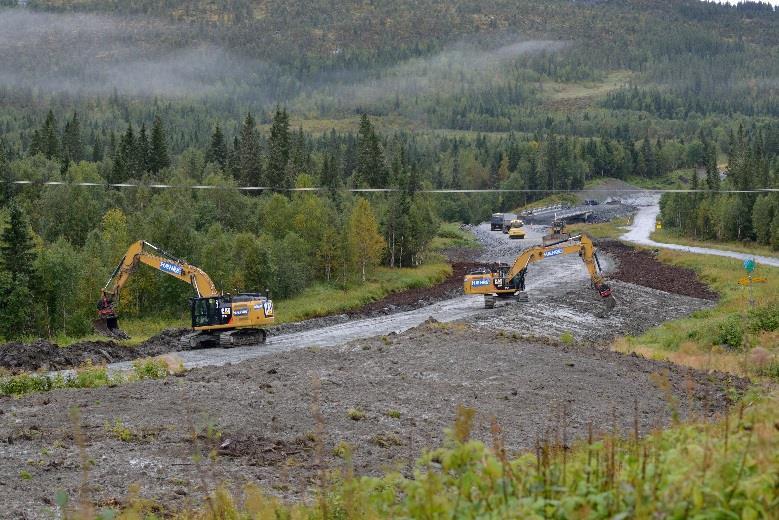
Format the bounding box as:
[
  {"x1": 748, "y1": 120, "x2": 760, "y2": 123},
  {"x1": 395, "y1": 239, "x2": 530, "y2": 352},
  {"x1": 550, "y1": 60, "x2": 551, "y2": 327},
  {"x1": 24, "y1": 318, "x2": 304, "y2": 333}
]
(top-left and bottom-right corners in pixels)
[
  {"x1": 514, "y1": 192, "x2": 579, "y2": 213},
  {"x1": 651, "y1": 228, "x2": 779, "y2": 258},
  {"x1": 0, "y1": 357, "x2": 173, "y2": 397},
  {"x1": 568, "y1": 217, "x2": 633, "y2": 239},
  {"x1": 613, "y1": 248, "x2": 779, "y2": 379},
  {"x1": 274, "y1": 262, "x2": 451, "y2": 323},
  {"x1": 55, "y1": 317, "x2": 189, "y2": 347},
  {"x1": 429, "y1": 222, "x2": 480, "y2": 251}
]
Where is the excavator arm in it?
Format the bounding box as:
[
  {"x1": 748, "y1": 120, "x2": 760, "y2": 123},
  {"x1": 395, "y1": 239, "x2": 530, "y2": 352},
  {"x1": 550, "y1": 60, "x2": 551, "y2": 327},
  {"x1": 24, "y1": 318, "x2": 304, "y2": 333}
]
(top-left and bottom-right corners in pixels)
[
  {"x1": 464, "y1": 234, "x2": 615, "y2": 314},
  {"x1": 95, "y1": 241, "x2": 219, "y2": 338}
]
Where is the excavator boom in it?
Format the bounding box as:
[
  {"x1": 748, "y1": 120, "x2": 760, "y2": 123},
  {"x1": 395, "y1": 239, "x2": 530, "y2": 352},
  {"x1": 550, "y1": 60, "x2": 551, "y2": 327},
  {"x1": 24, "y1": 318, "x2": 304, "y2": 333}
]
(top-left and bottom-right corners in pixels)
[{"x1": 463, "y1": 234, "x2": 616, "y2": 315}]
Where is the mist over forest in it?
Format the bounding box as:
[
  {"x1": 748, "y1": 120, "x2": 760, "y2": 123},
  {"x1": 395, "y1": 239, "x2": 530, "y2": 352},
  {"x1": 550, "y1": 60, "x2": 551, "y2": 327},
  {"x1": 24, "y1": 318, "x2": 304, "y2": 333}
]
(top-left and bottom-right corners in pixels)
[{"x1": 0, "y1": 7, "x2": 573, "y2": 117}]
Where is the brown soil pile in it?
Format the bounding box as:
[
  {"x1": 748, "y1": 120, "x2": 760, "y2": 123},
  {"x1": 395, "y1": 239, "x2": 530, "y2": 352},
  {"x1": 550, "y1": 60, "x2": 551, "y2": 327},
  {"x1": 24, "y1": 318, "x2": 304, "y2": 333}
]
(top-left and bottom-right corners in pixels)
[
  {"x1": 350, "y1": 262, "x2": 477, "y2": 315},
  {"x1": 0, "y1": 329, "x2": 187, "y2": 374},
  {"x1": 599, "y1": 240, "x2": 719, "y2": 300}
]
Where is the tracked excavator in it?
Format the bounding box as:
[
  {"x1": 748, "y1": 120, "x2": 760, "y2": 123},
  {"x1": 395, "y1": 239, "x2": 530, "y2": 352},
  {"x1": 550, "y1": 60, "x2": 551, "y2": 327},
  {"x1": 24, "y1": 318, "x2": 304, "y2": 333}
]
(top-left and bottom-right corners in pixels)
[
  {"x1": 463, "y1": 234, "x2": 616, "y2": 315},
  {"x1": 94, "y1": 240, "x2": 274, "y2": 348}
]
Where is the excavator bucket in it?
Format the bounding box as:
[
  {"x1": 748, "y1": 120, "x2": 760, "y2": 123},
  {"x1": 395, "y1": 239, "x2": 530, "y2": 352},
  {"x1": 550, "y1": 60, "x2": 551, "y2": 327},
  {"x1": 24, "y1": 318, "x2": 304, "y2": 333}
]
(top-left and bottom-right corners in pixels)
[
  {"x1": 602, "y1": 294, "x2": 616, "y2": 313},
  {"x1": 93, "y1": 317, "x2": 130, "y2": 339}
]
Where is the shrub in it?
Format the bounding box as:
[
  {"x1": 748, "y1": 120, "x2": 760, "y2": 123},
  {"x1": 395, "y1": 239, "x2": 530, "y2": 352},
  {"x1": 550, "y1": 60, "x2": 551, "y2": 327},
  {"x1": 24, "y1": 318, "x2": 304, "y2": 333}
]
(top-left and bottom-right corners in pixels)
[
  {"x1": 105, "y1": 419, "x2": 134, "y2": 442},
  {"x1": 347, "y1": 408, "x2": 366, "y2": 421},
  {"x1": 132, "y1": 358, "x2": 169, "y2": 380},
  {"x1": 715, "y1": 315, "x2": 744, "y2": 349},
  {"x1": 748, "y1": 303, "x2": 779, "y2": 334},
  {"x1": 0, "y1": 373, "x2": 53, "y2": 396}
]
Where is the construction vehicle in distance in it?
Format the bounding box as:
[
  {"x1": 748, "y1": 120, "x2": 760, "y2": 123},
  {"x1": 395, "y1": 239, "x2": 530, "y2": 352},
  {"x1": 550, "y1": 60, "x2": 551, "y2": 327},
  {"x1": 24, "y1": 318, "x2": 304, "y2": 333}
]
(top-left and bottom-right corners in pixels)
[
  {"x1": 490, "y1": 213, "x2": 505, "y2": 231},
  {"x1": 543, "y1": 220, "x2": 571, "y2": 246},
  {"x1": 463, "y1": 234, "x2": 616, "y2": 314},
  {"x1": 95, "y1": 240, "x2": 274, "y2": 348},
  {"x1": 507, "y1": 219, "x2": 526, "y2": 239}
]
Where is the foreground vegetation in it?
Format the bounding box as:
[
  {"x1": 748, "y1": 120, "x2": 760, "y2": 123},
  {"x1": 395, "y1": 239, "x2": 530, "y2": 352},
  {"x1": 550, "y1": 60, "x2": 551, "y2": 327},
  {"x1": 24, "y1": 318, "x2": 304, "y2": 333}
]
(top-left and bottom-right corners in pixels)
[
  {"x1": 615, "y1": 251, "x2": 779, "y2": 380},
  {"x1": 63, "y1": 392, "x2": 777, "y2": 519},
  {"x1": 0, "y1": 357, "x2": 174, "y2": 397}
]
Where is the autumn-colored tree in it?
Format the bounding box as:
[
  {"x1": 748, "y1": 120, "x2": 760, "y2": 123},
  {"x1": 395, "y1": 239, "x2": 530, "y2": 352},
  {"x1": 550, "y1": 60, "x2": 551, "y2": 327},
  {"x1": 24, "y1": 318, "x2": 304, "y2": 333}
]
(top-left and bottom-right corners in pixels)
[{"x1": 347, "y1": 197, "x2": 386, "y2": 282}]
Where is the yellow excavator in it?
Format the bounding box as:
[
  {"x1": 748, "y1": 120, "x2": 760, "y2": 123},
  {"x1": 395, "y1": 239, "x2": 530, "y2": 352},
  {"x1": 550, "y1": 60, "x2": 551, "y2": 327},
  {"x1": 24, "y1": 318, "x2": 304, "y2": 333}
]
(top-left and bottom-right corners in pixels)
[
  {"x1": 463, "y1": 234, "x2": 616, "y2": 314},
  {"x1": 95, "y1": 241, "x2": 274, "y2": 348}
]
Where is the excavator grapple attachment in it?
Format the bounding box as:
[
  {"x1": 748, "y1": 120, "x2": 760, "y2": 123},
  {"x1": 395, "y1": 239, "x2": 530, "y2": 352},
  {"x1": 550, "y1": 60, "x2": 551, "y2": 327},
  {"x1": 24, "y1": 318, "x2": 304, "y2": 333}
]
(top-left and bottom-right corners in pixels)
[{"x1": 93, "y1": 316, "x2": 130, "y2": 339}]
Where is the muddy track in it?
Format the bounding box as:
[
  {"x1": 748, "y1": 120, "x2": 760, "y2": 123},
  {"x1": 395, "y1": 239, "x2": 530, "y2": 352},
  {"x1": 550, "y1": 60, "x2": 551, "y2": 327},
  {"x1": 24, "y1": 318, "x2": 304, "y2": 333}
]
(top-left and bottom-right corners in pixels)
[{"x1": 0, "y1": 262, "x2": 479, "y2": 374}]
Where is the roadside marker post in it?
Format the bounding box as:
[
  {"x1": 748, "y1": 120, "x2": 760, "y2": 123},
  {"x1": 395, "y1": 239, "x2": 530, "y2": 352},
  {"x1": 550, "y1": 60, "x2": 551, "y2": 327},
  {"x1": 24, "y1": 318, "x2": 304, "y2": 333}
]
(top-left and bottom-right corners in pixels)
[{"x1": 741, "y1": 258, "x2": 760, "y2": 309}]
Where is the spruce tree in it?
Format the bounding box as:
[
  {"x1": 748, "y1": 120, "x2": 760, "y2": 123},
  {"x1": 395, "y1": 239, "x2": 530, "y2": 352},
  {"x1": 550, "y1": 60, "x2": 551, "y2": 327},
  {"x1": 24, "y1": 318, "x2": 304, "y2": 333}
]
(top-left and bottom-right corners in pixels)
[
  {"x1": 705, "y1": 145, "x2": 720, "y2": 191},
  {"x1": 0, "y1": 202, "x2": 38, "y2": 339},
  {"x1": 289, "y1": 126, "x2": 309, "y2": 177},
  {"x1": 121, "y1": 123, "x2": 137, "y2": 179},
  {"x1": 62, "y1": 112, "x2": 83, "y2": 163},
  {"x1": 42, "y1": 110, "x2": 60, "y2": 161},
  {"x1": 92, "y1": 135, "x2": 104, "y2": 162},
  {"x1": 137, "y1": 123, "x2": 151, "y2": 173},
  {"x1": 238, "y1": 113, "x2": 262, "y2": 185},
  {"x1": 355, "y1": 114, "x2": 388, "y2": 188},
  {"x1": 149, "y1": 116, "x2": 170, "y2": 174},
  {"x1": 266, "y1": 107, "x2": 291, "y2": 190},
  {"x1": 29, "y1": 129, "x2": 44, "y2": 157},
  {"x1": 206, "y1": 124, "x2": 228, "y2": 169},
  {"x1": 0, "y1": 202, "x2": 36, "y2": 282},
  {"x1": 0, "y1": 147, "x2": 11, "y2": 205},
  {"x1": 320, "y1": 153, "x2": 340, "y2": 198}
]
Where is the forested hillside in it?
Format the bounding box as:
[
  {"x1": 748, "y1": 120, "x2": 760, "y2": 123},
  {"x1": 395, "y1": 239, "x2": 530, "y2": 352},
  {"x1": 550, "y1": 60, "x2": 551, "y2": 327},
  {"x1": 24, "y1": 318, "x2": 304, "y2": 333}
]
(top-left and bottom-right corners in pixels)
[{"x1": 0, "y1": 0, "x2": 777, "y2": 340}]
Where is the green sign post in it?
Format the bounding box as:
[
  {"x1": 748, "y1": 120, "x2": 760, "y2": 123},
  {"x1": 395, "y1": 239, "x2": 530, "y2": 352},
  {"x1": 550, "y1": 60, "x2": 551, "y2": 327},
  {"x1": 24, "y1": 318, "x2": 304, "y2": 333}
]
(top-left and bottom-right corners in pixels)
[{"x1": 743, "y1": 258, "x2": 756, "y2": 308}]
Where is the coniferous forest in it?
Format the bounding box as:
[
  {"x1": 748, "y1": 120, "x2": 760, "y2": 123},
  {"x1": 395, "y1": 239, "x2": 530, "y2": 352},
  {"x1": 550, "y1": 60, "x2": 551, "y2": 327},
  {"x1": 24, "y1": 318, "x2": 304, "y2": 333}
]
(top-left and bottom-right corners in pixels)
[{"x1": 0, "y1": 0, "x2": 777, "y2": 339}]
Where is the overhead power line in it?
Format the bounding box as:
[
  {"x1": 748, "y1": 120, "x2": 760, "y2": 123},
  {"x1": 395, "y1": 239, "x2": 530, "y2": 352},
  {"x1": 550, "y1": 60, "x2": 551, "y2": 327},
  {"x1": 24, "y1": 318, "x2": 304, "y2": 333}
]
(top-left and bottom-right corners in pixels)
[{"x1": 0, "y1": 179, "x2": 776, "y2": 194}]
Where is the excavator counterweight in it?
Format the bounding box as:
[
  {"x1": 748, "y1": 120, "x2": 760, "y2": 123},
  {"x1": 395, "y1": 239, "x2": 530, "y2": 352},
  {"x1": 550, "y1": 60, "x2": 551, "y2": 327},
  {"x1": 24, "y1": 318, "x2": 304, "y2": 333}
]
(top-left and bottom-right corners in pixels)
[{"x1": 463, "y1": 234, "x2": 616, "y2": 316}]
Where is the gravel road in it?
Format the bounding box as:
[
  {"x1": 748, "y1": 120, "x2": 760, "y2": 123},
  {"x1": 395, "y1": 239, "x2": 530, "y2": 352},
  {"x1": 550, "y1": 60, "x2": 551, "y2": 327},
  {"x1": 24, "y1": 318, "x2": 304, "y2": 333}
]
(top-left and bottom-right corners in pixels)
[{"x1": 622, "y1": 195, "x2": 779, "y2": 268}]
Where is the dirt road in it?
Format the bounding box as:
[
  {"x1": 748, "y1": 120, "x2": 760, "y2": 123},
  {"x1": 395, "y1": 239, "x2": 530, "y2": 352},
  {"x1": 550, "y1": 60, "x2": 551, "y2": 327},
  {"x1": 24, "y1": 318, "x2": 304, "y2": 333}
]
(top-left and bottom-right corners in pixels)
[{"x1": 623, "y1": 195, "x2": 779, "y2": 267}]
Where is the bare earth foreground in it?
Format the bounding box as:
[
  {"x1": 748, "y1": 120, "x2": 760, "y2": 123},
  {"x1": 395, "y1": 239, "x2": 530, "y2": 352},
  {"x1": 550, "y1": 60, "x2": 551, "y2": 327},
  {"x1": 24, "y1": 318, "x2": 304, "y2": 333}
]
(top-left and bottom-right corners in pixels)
[{"x1": 1, "y1": 321, "x2": 744, "y2": 518}]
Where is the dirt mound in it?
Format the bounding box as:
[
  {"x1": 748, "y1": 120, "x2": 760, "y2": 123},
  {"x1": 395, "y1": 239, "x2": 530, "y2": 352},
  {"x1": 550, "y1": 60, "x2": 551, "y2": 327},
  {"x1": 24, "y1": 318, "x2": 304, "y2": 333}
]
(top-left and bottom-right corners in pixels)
[
  {"x1": 599, "y1": 240, "x2": 719, "y2": 300},
  {"x1": 349, "y1": 262, "x2": 477, "y2": 316},
  {"x1": 0, "y1": 328, "x2": 189, "y2": 374},
  {"x1": 215, "y1": 434, "x2": 314, "y2": 466}
]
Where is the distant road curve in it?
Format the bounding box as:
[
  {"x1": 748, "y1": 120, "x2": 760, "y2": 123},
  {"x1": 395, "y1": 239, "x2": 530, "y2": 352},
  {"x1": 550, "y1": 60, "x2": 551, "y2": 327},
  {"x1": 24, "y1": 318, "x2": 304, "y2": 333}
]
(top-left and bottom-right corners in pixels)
[{"x1": 621, "y1": 195, "x2": 779, "y2": 268}]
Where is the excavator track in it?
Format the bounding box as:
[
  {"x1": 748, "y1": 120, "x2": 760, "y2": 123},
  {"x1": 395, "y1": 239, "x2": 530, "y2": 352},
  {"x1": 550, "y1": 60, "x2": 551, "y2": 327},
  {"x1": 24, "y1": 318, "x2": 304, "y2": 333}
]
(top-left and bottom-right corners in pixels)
[
  {"x1": 179, "y1": 329, "x2": 268, "y2": 349},
  {"x1": 220, "y1": 328, "x2": 267, "y2": 347}
]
